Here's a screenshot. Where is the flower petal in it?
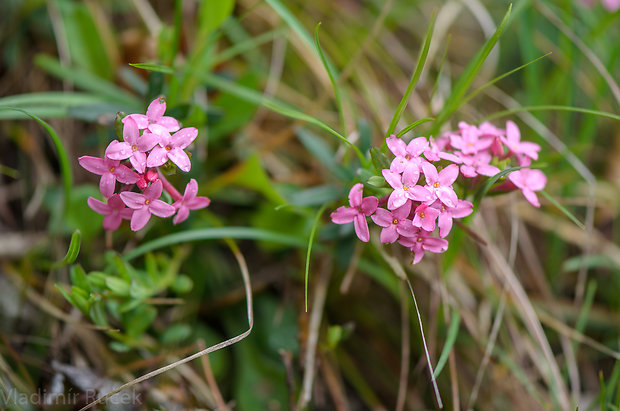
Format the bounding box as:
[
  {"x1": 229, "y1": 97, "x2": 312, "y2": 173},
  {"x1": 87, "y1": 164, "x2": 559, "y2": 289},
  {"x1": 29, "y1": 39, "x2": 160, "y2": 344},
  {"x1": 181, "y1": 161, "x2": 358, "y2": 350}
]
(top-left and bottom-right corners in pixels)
[
  {"x1": 421, "y1": 162, "x2": 438, "y2": 184},
  {"x1": 102, "y1": 214, "x2": 123, "y2": 231},
  {"x1": 423, "y1": 237, "x2": 449, "y2": 253},
  {"x1": 123, "y1": 114, "x2": 149, "y2": 129},
  {"x1": 506, "y1": 120, "x2": 520, "y2": 144},
  {"x1": 353, "y1": 214, "x2": 370, "y2": 242},
  {"x1": 348, "y1": 183, "x2": 364, "y2": 208},
  {"x1": 99, "y1": 172, "x2": 116, "y2": 198},
  {"x1": 380, "y1": 227, "x2": 399, "y2": 243},
  {"x1": 171, "y1": 127, "x2": 198, "y2": 149},
  {"x1": 123, "y1": 116, "x2": 139, "y2": 145},
  {"x1": 408, "y1": 186, "x2": 434, "y2": 203},
  {"x1": 183, "y1": 179, "x2": 199, "y2": 200},
  {"x1": 78, "y1": 156, "x2": 109, "y2": 175},
  {"x1": 387, "y1": 190, "x2": 407, "y2": 210},
  {"x1": 143, "y1": 180, "x2": 163, "y2": 200},
  {"x1": 371, "y1": 208, "x2": 392, "y2": 227},
  {"x1": 120, "y1": 192, "x2": 146, "y2": 209},
  {"x1": 138, "y1": 132, "x2": 160, "y2": 152},
  {"x1": 157, "y1": 116, "x2": 181, "y2": 132},
  {"x1": 438, "y1": 213, "x2": 453, "y2": 238},
  {"x1": 186, "y1": 196, "x2": 211, "y2": 210},
  {"x1": 87, "y1": 197, "x2": 110, "y2": 215},
  {"x1": 438, "y1": 164, "x2": 459, "y2": 186},
  {"x1": 406, "y1": 137, "x2": 429, "y2": 156},
  {"x1": 107, "y1": 194, "x2": 125, "y2": 209},
  {"x1": 149, "y1": 199, "x2": 176, "y2": 217},
  {"x1": 130, "y1": 207, "x2": 151, "y2": 231},
  {"x1": 436, "y1": 187, "x2": 458, "y2": 208},
  {"x1": 392, "y1": 200, "x2": 412, "y2": 219},
  {"x1": 386, "y1": 135, "x2": 407, "y2": 157},
  {"x1": 331, "y1": 206, "x2": 357, "y2": 224},
  {"x1": 146, "y1": 97, "x2": 166, "y2": 121},
  {"x1": 105, "y1": 141, "x2": 132, "y2": 160},
  {"x1": 146, "y1": 146, "x2": 169, "y2": 168},
  {"x1": 167, "y1": 147, "x2": 191, "y2": 172},
  {"x1": 382, "y1": 170, "x2": 403, "y2": 190},
  {"x1": 173, "y1": 206, "x2": 190, "y2": 225},
  {"x1": 521, "y1": 188, "x2": 540, "y2": 207},
  {"x1": 360, "y1": 196, "x2": 378, "y2": 216},
  {"x1": 113, "y1": 164, "x2": 140, "y2": 184},
  {"x1": 129, "y1": 151, "x2": 146, "y2": 174}
]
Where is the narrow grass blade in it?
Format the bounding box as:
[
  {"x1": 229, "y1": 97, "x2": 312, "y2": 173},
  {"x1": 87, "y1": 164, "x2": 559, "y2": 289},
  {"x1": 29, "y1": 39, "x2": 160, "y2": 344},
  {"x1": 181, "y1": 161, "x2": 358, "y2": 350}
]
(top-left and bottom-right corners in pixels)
[
  {"x1": 433, "y1": 311, "x2": 460, "y2": 378},
  {"x1": 396, "y1": 117, "x2": 436, "y2": 137},
  {"x1": 129, "y1": 63, "x2": 175, "y2": 74},
  {"x1": 0, "y1": 107, "x2": 73, "y2": 217},
  {"x1": 123, "y1": 227, "x2": 307, "y2": 261},
  {"x1": 315, "y1": 23, "x2": 345, "y2": 136},
  {"x1": 461, "y1": 52, "x2": 551, "y2": 107},
  {"x1": 211, "y1": 28, "x2": 285, "y2": 66},
  {"x1": 432, "y1": 5, "x2": 512, "y2": 132},
  {"x1": 52, "y1": 230, "x2": 82, "y2": 268},
  {"x1": 482, "y1": 105, "x2": 620, "y2": 122},
  {"x1": 472, "y1": 166, "x2": 525, "y2": 211},
  {"x1": 264, "y1": 0, "x2": 315, "y2": 55},
  {"x1": 386, "y1": 11, "x2": 436, "y2": 137},
  {"x1": 305, "y1": 204, "x2": 327, "y2": 312},
  {"x1": 539, "y1": 190, "x2": 585, "y2": 230}
]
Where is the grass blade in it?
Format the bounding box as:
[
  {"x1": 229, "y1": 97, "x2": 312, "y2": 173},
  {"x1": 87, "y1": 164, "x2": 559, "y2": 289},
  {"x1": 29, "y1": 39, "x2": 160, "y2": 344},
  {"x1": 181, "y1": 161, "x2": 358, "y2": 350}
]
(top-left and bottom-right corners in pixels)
[
  {"x1": 52, "y1": 230, "x2": 82, "y2": 268},
  {"x1": 482, "y1": 105, "x2": 620, "y2": 122},
  {"x1": 315, "y1": 23, "x2": 346, "y2": 136},
  {"x1": 472, "y1": 166, "x2": 526, "y2": 211},
  {"x1": 129, "y1": 63, "x2": 175, "y2": 74},
  {"x1": 432, "y1": 5, "x2": 512, "y2": 132},
  {"x1": 396, "y1": 117, "x2": 436, "y2": 137},
  {"x1": 0, "y1": 107, "x2": 73, "y2": 218},
  {"x1": 539, "y1": 190, "x2": 585, "y2": 230},
  {"x1": 386, "y1": 10, "x2": 436, "y2": 137},
  {"x1": 304, "y1": 204, "x2": 328, "y2": 312},
  {"x1": 433, "y1": 311, "x2": 461, "y2": 378}
]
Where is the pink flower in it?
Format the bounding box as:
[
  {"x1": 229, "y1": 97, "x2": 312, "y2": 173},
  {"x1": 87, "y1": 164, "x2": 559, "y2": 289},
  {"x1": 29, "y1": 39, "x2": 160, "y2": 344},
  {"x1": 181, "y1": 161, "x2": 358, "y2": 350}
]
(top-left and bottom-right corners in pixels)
[
  {"x1": 173, "y1": 179, "x2": 211, "y2": 225},
  {"x1": 421, "y1": 163, "x2": 460, "y2": 207},
  {"x1": 450, "y1": 123, "x2": 492, "y2": 155},
  {"x1": 106, "y1": 117, "x2": 159, "y2": 173},
  {"x1": 371, "y1": 201, "x2": 415, "y2": 243},
  {"x1": 434, "y1": 199, "x2": 473, "y2": 237},
  {"x1": 457, "y1": 152, "x2": 501, "y2": 178},
  {"x1": 78, "y1": 155, "x2": 140, "y2": 198},
  {"x1": 87, "y1": 194, "x2": 133, "y2": 231},
  {"x1": 424, "y1": 136, "x2": 461, "y2": 163},
  {"x1": 412, "y1": 203, "x2": 440, "y2": 232},
  {"x1": 330, "y1": 183, "x2": 378, "y2": 242},
  {"x1": 602, "y1": 0, "x2": 620, "y2": 11},
  {"x1": 123, "y1": 97, "x2": 181, "y2": 133},
  {"x1": 501, "y1": 121, "x2": 541, "y2": 166},
  {"x1": 508, "y1": 168, "x2": 547, "y2": 208},
  {"x1": 136, "y1": 169, "x2": 159, "y2": 190},
  {"x1": 146, "y1": 126, "x2": 198, "y2": 172},
  {"x1": 386, "y1": 135, "x2": 428, "y2": 179},
  {"x1": 398, "y1": 229, "x2": 449, "y2": 264},
  {"x1": 119, "y1": 180, "x2": 176, "y2": 231},
  {"x1": 383, "y1": 169, "x2": 433, "y2": 210}
]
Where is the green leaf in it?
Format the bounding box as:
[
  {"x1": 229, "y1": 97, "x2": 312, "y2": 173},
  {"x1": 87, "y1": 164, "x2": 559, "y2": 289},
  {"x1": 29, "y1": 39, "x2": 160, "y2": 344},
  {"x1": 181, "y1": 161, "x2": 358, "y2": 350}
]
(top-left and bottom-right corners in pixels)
[
  {"x1": 55, "y1": 284, "x2": 78, "y2": 309},
  {"x1": 472, "y1": 166, "x2": 526, "y2": 211},
  {"x1": 172, "y1": 275, "x2": 193, "y2": 294},
  {"x1": 71, "y1": 286, "x2": 90, "y2": 314},
  {"x1": 296, "y1": 127, "x2": 353, "y2": 181},
  {"x1": 386, "y1": 11, "x2": 436, "y2": 137},
  {"x1": 105, "y1": 277, "x2": 131, "y2": 297},
  {"x1": 432, "y1": 5, "x2": 513, "y2": 131},
  {"x1": 370, "y1": 147, "x2": 390, "y2": 172},
  {"x1": 396, "y1": 117, "x2": 436, "y2": 137},
  {"x1": 481, "y1": 105, "x2": 620, "y2": 123},
  {"x1": 314, "y1": 23, "x2": 345, "y2": 136},
  {"x1": 129, "y1": 63, "x2": 174, "y2": 74},
  {"x1": 70, "y1": 265, "x2": 90, "y2": 293},
  {"x1": 433, "y1": 311, "x2": 461, "y2": 378},
  {"x1": 160, "y1": 324, "x2": 192, "y2": 344},
  {"x1": 367, "y1": 175, "x2": 387, "y2": 188},
  {"x1": 86, "y1": 271, "x2": 108, "y2": 290},
  {"x1": 198, "y1": 0, "x2": 235, "y2": 35},
  {"x1": 286, "y1": 185, "x2": 346, "y2": 207},
  {"x1": 89, "y1": 298, "x2": 109, "y2": 328},
  {"x1": 52, "y1": 230, "x2": 82, "y2": 268},
  {"x1": 125, "y1": 305, "x2": 157, "y2": 339},
  {"x1": 123, "y1": 227, "x2": 308, "y2": 261}
]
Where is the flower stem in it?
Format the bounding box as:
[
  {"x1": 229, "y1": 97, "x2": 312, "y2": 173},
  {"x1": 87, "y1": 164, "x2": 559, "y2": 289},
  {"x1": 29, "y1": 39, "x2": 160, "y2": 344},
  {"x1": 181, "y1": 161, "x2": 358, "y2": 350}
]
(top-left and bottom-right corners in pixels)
[{"x1": 157, "y1": 170, "x2": 182, "y2": 202}]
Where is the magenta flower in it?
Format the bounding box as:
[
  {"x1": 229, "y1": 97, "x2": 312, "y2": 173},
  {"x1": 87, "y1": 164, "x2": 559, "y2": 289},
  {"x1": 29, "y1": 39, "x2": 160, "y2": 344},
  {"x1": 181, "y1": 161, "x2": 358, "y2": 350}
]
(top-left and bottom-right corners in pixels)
[
  {"x1": 387, "y1": 135, "x2": 428, "y2": 179},
  {"x1": 434, "y1": 199, "x2": 473, "y2": 237},
  {"x1": 123, "y1": 97, "x2": 181, "y2": 133},
  {"x1": 119, "y1": 180, "x2": 176, "y2": 231},
  {"x1": 508, "y1": 168, "x2": 547, "y2": 208},
  {"x1": 502, "y1": 121, "x2": 541, "y2": 166},
  {"x1": 398, "y1": 229, "x2": 449, "y2": 264},
  {"x1": 330, "y1": 183, "x2": 378, "y2": 242},
  {"x1": 173, "y1": 179, "x2": 211, "y2": 225},
  {"x1": 421, "y1": 163, "x2": 460, "y2": 207},
  {"x1": 383, "y1": 169, "x2": 433, "y2": 210},
  {"x1": 87, "y1": 194, "x2": 133, "y2": 231},
  {"x1": 146, "y1": 126, "x2": 198, "y2": 172},
  {"x1": 412, "y1": 203, "x2": 440, "y2": 232},
  {"x1": 78, "y1": 155, "x2": 140, "y2": 198},
  {"x1": 370, "y1": 201, "x2": 415, "y2": 243},
  {"x1": 106, "y1": 117, "x2": 159, "y2": 174},
  {"x1": 136, "y1": 169, "x2": 159, "y2": 190}
]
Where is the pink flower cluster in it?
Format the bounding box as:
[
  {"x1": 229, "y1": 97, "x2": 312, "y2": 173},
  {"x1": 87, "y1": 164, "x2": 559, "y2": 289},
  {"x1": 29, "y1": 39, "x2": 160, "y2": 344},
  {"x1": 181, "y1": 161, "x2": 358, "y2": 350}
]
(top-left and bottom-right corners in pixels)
[
  {"x1": 331, "y1": 120, "x2": 547, "y2": 264},
  {"x1": 78, "y1": 97, "x2": 210, "y2": 231},
  {"x1": 580, "y1": 0, "x2": 620, "y2": 11}
]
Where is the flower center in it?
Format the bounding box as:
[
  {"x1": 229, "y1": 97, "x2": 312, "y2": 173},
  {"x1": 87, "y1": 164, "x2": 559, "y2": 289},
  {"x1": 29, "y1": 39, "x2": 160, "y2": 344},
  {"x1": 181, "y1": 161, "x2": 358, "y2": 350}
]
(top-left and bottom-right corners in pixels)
[
  {"x1": 403, "y1": 185, "x2": 409, "y2": 191},
  {"x1": 392, "y1": 218, "x2": 399, "y2": 225},
  {"x1": 433, "y1": 182, "x2": 440, "y2": 188},
  {"x1": 419, "y1": 212, "x2": 425, "y2": 218},
  {"x1": 132, "y1": 145, "x2": 138, "y2": 151},
  {"x1": 441, "y1": 205, "x2": 446, "y2": 211},
  {"x1": 405, "y1": 154, "x2": 412, "y2": 160},
  {"x1": 145, "y1": 199, "x2": 150, "y2": 205},
  {"x1": 417, "y1": 237, "x2": 423, "y2": 243},
  {"x1": 165, "y1": 145, "x2": 171, "y2": 151},
  {"x1": 109, "y1": 167, "x2": 115, "y2": 173}
]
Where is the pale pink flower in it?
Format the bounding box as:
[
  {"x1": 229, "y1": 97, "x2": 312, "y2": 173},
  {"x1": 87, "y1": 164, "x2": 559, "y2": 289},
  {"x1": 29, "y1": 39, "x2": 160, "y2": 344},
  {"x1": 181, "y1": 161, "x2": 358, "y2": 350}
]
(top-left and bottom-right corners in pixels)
[
  {"x1": 383, "y1": 170, "x2": 433, "y2": 210},
  {"x1": 386, "y1": 135, "x2": 428, "y2": 180},
  {"x1": 146, "y1": 126, "x2": 198, "y2": 172},
  {"x1": 450, "y1": 123, "x2": 492, "y2": 155},
  {"x1": 398, "y1": 229, "x2": 449, "y2": 264},
  {"x1": 508, "y1": 168, "x2": 547, "y2": 208},
  {"x1": 424, "y1": 136, "x2": 461, "y2": 163},
  {"x1": 87, "y1": 194, "x2": 133, "y2": 231},
  {"x1": 106, "y1": 117, "x2": 159, "y2": 173},
  {"x1": 602, "y1": 0, "x2": 620, "y2": 11},
  {"x1": 502, "y1": 121, "x2": 540, "y2": 166},
  {"x1": 173, "y1": 179, "x2": 211, "y2": 225},
  {"x1": 433, "y1": 199, "x2": 473, "y2": 237},
  {"x1": 78, "y1": 155, "x2": 140, "y2": 198},
  {"x1": 370, "y1": 201, "x2": 415, "y2": 243},
  {"x1": 412, "y1": 203, "x2": 440, "y2": 232},
  {"x1": 120, "y1": 180, "x2": 175, "y2": 231},
  {"x1": 123, "y1": 97, "x2": 180, "y2": 133},
  {"x1": 330, "y1": 183, "x2": 378, "y2": 242},
  {"x1": 421, "y1": 163, "x2": 460, "y2": 207},
  {"x1": 457, "y1": 152, "x2": 501, "y2": 178}
]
